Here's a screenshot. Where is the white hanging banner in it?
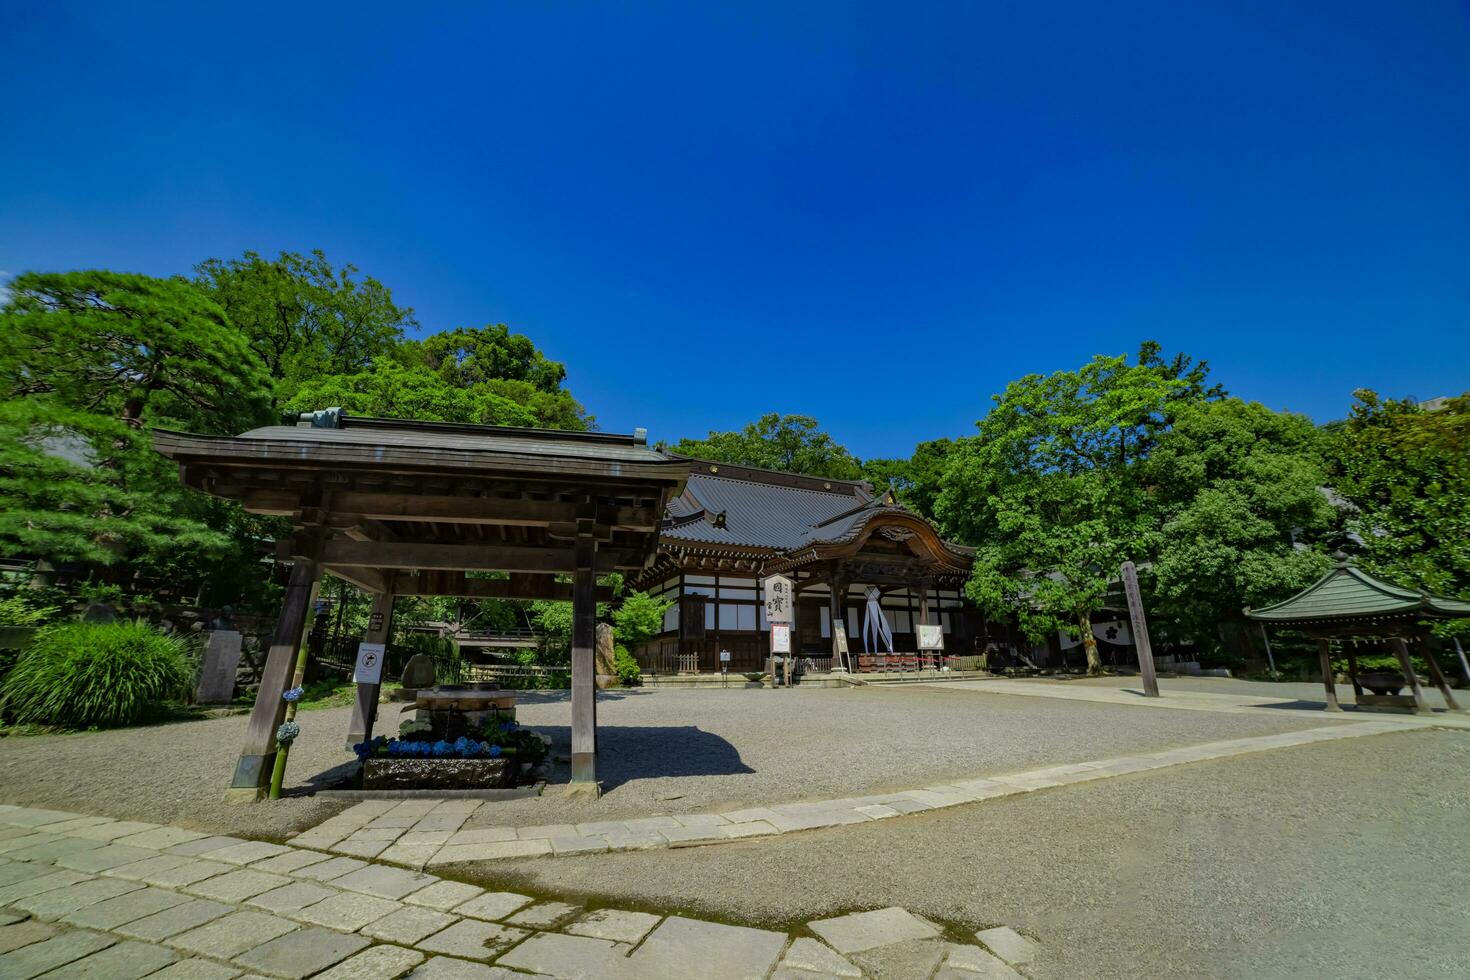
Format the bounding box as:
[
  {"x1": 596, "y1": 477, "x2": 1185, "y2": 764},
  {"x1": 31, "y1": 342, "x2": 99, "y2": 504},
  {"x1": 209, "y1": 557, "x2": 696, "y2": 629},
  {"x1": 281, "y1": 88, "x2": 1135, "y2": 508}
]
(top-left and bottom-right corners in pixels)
[
  {"x1": 1092, "y1": 620, "x2": 1132, "y2": 645},
  {"x1": 862, "y1": 586, "x2": 894, "y2": 654},
  {"x1": 1058, "y1": 630, "x2": 1084, "y2": 650}
]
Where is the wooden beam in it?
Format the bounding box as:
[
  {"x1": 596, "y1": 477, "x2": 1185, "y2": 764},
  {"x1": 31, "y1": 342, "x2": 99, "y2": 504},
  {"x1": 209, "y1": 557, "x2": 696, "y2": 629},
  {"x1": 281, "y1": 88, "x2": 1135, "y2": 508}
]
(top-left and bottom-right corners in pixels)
[
  {"x1": 279, "y1": 538, "x2": 640, "y2": 573},
  {"x1": 323, "y1": 565, "x2": 390, "y2": 594},
  {"x1": 324, "y1": 491, "x2": 659, "y2": 531},
  {"x1": 395, "y1": 573, "x2": 614, "y2": 601},
  {"x1": 241, "y1": 488, "x2": 302, "y2": 517}
]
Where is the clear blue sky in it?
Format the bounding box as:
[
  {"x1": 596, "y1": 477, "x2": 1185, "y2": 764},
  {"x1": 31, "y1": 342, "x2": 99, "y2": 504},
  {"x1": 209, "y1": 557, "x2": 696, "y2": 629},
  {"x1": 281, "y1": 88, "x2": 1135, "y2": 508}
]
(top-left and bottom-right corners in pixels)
[{"x1": 3, "y1": 2, "x2": 1467, "y2": 458}]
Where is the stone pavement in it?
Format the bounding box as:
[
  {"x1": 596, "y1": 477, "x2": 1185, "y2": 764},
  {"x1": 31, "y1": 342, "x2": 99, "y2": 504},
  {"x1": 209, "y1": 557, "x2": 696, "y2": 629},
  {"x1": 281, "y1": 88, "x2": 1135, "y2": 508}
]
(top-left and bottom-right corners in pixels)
[
  {"x1": 296, "y1": 719, "x2": 1405, "y2": 867},
  {"x1": 0, "y1": 804, "x2": 1038, "y2": 979}
]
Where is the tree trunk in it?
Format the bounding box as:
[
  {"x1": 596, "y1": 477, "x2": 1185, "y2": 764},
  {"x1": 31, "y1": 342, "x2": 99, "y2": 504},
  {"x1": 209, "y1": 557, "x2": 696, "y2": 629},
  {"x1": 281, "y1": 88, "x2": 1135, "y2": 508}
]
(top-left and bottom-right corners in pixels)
[{"x1": 1079, "y1": 610, "x2": 1103, "y2": 676}]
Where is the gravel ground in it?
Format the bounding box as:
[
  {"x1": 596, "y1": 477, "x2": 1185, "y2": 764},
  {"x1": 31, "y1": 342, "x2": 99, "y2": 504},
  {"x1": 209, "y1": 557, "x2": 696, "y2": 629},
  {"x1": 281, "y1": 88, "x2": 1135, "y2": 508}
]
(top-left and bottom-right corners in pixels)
[
  {"x1": 462, "y1": 685, "x2": 1333, "y2": 828},
  {"x1": 472, "y1": 727, "x2": 1470, "y2": 980},
  {"x1": 0, "y1": 685, "x2": 1328, "y2": 840},
  {"x1": 0, "y1": 707, "x2": 357, "y2": 839}
]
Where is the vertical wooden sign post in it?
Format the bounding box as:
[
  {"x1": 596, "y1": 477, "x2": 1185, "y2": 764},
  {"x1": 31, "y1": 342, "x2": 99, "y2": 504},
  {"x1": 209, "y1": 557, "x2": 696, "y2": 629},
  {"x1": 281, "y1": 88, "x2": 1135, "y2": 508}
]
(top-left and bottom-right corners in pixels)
[
  {"x1": 763, "y1": 574, "x2": 794, "y2": 688},
  {"x1": 1120, "y1": 560, "x2": 1160, "y2": 698}
]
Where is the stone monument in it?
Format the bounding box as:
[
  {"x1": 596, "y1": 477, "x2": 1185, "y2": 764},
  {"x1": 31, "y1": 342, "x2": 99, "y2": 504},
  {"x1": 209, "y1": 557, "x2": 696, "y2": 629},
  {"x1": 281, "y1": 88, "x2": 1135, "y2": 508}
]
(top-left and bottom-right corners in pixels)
[
  {"x1": 196, "y1": 630, "x2": 243, "y2": 704},
  {"x1": 394, "y1": 652, "x2": 438, "y2": 701},
  {"x1": 595, "y1": 622, "x2": 617, "y2": 689}
]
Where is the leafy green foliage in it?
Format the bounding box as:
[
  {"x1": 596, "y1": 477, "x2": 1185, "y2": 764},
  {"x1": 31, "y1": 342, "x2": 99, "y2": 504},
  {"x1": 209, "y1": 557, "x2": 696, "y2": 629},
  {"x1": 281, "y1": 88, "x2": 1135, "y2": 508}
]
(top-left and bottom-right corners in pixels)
[
  {"x1": 611, "y1": 591, "x2": 672, "y2": 647},
  {"x1": 282, "y1": 326, "x2": 591, "y2": 430},
  {"x1": 862, "y1": 438, "x2": 956, "y2": 519},
  {"x1": 195, "y1": 250, "x2": 415, "y2": 406},
  {"x1": 2, "y1": 271, "x2": 271, "y2": 432},
  {"x1": 1328, "y1": 391, "x2": 1470, "y2": 604},
  {"x1": 1144, "y1": 398, "x2": 1336, "y2": 649},
  {"x1": 613, "y1": 643, "x2": 642, "y2": 686},
  {"x1": 938, "y1": 344, "x2": 1207, "y2": 672},
  {"x1": 1, "y1": 620, "x2": 196, "y2": 728},
  {"x1": 668, "y1": 413, "x2": 863, "y2": 479}
]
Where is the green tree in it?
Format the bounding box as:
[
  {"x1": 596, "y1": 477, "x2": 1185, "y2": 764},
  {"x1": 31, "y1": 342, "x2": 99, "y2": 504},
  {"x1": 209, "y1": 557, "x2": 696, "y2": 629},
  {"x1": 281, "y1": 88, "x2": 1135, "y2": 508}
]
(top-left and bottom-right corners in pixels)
[
  {"x1": 284, "y1": 322, "x2": 591, "y2": 430},
  {"x1": 862, "y1": 438, "x2": 956, "y2": 519},
  {"x1": 1144, "y1": 398, "x2": 1336, "y2": 660},
  {"x1": 2, "y1": 271, "x2": 270, "y2": 432},
  {"x1": 611, "y1": 591, "x2": 673, "y2": 647},
  {"x1": 0, "y1": 271, "x2": 273, "y2": 592},
  {"x1": 1328, "y1": 390, "x2": 1470, "y2": 602},
  {"x1": 668, "y1": 413, "x2": 863, "y2": 480},
  {"x1": 195, "y1": 250, "x2": 415, "y2": 405},
  {"x1": 938, "y1": 345, "x2": 1203, "y2": 673}
]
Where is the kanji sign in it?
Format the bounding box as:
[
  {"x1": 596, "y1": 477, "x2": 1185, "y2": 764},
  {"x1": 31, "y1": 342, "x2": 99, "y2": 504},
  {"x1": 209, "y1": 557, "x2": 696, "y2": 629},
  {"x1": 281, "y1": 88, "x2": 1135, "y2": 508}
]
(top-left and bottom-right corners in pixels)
[
  {"x1": 353, "y1": 642, "x2": 387, "y2": 684},
  {"x1": 762, "y1": 574, "x2": 794, "y2": 624},
  {"x1": 917, "y1": 623, "x2": 944, "y2": 650},
  {"x1": 770, "y1": 623, "x2": 792, "y2": 654}
]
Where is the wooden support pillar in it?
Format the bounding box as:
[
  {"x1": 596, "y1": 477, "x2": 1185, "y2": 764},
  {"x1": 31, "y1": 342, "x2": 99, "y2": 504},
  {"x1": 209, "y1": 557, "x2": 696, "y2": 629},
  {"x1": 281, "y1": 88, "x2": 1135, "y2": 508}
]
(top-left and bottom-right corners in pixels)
[
  {"x1": 346, "y1": 580, "x2": 397, "y2": 748},
  {"x1": 828, "y1": 575, "x2": 847, "y2": 671},
  {"x1": 1419, "y1": 636, "x2": 1462, "y2": 713},
  {"x1": 567, "y1": 531, "x2": 599, "y2": 796},
  {"x1": 1390, "y1": 636, "x2": 1433, "y2": 715},
  {"x1": 1316, "y1": 638, "x2": 1341, "y2": 712},
  {"x1": 226, "y1": 559, "x2": 320, "y2": 802},
  {"x1": 1344, "y1": 643, "x2": 1364, "y2": 699}
]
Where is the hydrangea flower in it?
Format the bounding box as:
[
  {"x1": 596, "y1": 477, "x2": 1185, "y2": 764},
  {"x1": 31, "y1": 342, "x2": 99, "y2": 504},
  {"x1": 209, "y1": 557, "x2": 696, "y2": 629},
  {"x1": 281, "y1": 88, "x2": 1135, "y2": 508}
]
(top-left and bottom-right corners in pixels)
[
  {"x1": 489, "y1": 744, "x2": 502, "y2": 758},
  {"x1": 276, "y1": 721, "x2": 300, "y2": 745},
  {"x1": 282, "y1": 686, "x2": 305, "y2": 703}
]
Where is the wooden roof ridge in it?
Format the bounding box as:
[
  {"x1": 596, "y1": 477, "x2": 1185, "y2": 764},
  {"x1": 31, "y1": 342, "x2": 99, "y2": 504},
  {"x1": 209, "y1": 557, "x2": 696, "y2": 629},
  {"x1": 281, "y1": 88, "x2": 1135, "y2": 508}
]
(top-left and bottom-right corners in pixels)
[
  {"x1": 325, "y1": 412, "x2": 650, "y2": 447},
  {"x1": 663, "y1": 454, "x2": 874, "y2": 499},
  {"x1": 1245, "y1": 552, "x2": 1470, "y2": 623}
]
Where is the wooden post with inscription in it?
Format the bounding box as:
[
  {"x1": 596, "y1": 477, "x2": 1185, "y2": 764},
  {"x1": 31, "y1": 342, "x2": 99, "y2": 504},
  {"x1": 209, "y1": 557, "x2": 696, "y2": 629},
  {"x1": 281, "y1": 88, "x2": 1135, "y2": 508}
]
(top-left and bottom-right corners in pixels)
[
  {"x1": 1119, "y1": 561, "x2": 1160, "y2": 698},
  {"x1": 567, "y1": 529, "x2": 600, "y2": 796}
]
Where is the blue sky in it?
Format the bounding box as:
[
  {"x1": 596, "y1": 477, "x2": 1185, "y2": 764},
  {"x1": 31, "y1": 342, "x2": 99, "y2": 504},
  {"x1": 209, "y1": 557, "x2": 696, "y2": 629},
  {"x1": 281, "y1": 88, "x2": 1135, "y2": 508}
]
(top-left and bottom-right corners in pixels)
[{"x1": 2, "y1": 2, "x2": 1467, "y2": 458}]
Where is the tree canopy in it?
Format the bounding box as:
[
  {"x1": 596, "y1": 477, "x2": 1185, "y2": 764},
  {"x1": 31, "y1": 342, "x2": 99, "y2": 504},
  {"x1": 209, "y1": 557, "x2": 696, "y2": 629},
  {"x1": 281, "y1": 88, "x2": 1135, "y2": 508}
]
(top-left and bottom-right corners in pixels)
[
  {"x1": 1328, "y1": 390, "x2": 1470, "y2": 603},
  {"x1": 861, "y1": 438, "x2": 956, "y2": 520},
  {"x1": 1143, "y1": 397, "x2": 1336, "y2": 655},
  {"x1": 668, "y1": 413, "x2": 863, "y2": 480},
  {"x1": 194, "y1": 249, "x2": 416, "y2": 406},
  {"x1": 937, "y1": 346, "x2": 1194, "y2": 672},
  {"x1": 0, "y1": 272, "x2": 275, "y2": 595}
]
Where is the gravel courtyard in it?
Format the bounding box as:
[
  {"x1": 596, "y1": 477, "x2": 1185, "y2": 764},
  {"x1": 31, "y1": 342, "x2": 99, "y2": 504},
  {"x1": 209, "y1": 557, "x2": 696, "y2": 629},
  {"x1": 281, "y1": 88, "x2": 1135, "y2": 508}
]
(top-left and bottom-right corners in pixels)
[
  {"x1": 475, "y1": 726, "x2": 1470, "y2": 980},
  {"x1": 0, "y1": 685, "x2": 1333, "y2": 840}
]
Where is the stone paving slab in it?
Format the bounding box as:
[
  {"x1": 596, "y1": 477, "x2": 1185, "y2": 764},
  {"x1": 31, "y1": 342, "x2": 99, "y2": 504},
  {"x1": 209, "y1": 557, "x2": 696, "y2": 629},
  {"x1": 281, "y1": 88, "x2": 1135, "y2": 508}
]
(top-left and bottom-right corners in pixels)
[
  {"x1": 0, "y1": 804, "x2": 1039, "y2": 980},
  {"x1": 0, "y1": 928, "x2": 115, "y2": 979},
  {"x1": 234, "y1": 926, "x2": 371, "y2": 979},
  {"x1": 36, "y1": 937, "x2": 178, "y2": 979}
]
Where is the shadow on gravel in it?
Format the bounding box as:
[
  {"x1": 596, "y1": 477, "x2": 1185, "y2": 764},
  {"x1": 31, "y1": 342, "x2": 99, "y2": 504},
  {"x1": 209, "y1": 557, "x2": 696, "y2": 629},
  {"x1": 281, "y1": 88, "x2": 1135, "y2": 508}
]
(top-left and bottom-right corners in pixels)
[{"x1": 533, "y1": 724, "x2": 755, "y2": 793}]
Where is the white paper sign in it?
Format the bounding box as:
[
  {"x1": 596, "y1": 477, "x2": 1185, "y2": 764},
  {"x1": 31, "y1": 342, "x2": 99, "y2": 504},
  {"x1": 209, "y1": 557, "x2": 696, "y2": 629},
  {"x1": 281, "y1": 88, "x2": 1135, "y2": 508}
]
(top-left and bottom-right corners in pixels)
[
  {"x1": 762, "y1": 574, "x2": 795, "y2": 624},
  {"x1": 354, "y1": 642, "x2": 387, "y2": 684},
  {"x1": 770, "y1": 623, "x2": 792, "y2": 654},
  {"x1": 917, "y1": 624, "x2": 945, "y2": 651}
]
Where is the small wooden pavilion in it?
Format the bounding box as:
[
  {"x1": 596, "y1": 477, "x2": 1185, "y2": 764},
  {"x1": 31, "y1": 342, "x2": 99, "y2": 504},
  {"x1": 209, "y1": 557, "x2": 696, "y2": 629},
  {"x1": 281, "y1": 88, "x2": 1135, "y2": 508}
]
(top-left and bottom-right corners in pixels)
[
  {"x1": 1246, "y1": 553, "x2": 1470, "y2": 715},
  {"x1": 154, "y1": 410, "x2": 688, "y2": 800}
]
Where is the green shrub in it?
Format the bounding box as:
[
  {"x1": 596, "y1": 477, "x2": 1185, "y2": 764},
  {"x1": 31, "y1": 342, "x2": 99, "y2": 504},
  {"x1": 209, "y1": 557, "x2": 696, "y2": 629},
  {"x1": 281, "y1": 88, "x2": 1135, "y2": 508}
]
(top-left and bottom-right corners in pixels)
[
  {"x1": 613, "y1": 643, "x2": 641, "y2": 686},
  {"x1": 0, "y1": 621, "x2": 196, "y2": 729}
]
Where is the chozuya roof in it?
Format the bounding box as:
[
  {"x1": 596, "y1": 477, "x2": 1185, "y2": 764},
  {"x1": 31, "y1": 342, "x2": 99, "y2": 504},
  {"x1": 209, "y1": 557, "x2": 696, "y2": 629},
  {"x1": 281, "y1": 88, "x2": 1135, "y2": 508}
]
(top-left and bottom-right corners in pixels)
[
  {"x1": 1246, "y1": 553, "x2": 1470, "y2": 625},
  {"x1": 152, "y1": 409, "x2": 688, "y2": 484},
  {"x1": 656, "y1": 456, "x2": 973, "y2": 574}
]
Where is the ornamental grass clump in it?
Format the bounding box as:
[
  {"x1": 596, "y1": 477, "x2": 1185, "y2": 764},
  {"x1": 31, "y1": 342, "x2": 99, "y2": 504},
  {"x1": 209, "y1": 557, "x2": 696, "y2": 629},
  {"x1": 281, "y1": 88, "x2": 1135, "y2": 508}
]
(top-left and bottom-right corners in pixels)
[{"x1": 0, "y1": 620, "x2": 196, "y2": 729}]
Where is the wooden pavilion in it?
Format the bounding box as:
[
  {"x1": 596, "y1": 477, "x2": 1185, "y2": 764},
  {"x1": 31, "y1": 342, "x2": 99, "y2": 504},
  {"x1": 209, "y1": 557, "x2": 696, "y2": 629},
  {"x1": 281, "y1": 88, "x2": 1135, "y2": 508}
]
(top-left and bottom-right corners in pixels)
[
  {"x1": 625, "y1": 458, "x2": 992, "y2": 673},
  {"x1": 1246, "y1": 553, "x2": 1470, "y2": 715},
  {"x1": 154, "y1": 410, "x2": 688, "y2": 800}
]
